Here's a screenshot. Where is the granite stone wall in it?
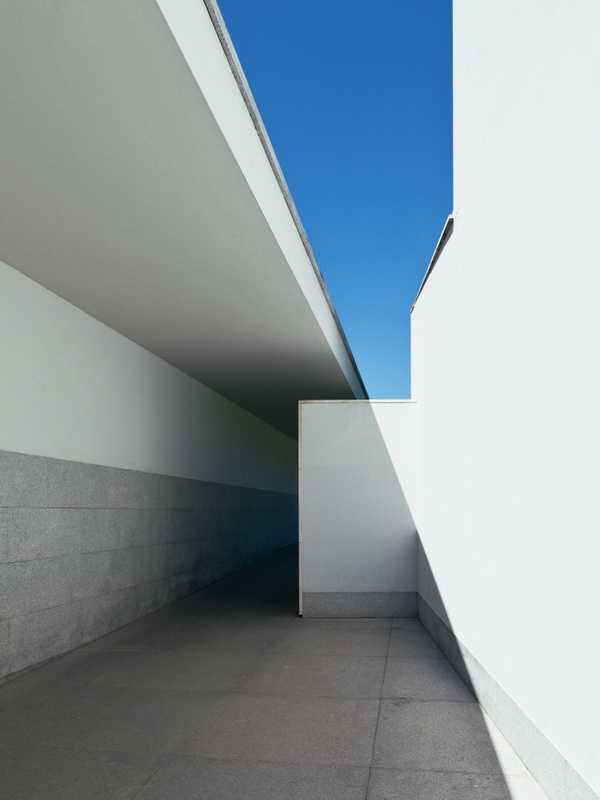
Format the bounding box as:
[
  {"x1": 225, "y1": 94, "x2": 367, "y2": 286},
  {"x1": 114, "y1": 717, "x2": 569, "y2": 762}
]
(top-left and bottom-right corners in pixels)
[{"x1": 0, "y1": 449, "x2": 297, "y2": 679}]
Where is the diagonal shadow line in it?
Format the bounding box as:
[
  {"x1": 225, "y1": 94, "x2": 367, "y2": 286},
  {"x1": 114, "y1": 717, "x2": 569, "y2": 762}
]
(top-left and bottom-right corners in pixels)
[{"x1": 366, "y1": 401, "x2": 529, "y2": 799}]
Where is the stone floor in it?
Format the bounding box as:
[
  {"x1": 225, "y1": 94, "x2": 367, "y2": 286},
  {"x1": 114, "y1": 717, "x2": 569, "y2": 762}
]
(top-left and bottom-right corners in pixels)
[{"x1": 0, "y1": 546, "x2": 547, "y2": 799}]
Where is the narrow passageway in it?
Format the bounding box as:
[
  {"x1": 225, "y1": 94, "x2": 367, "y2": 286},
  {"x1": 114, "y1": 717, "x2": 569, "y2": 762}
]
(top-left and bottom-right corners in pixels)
[{"x1": 1, "y1": 547, "x2": 546, "y2": 799}]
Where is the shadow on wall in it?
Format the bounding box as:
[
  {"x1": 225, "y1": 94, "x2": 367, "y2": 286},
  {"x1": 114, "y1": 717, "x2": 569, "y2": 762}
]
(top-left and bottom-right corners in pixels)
[
  {"x1": 369, "y1": 409, "x2": 527, "y2": 800},
  {"x1": 410, "y1": 533, "x2": 544, "y2": 799},
  {"x1": 300, "y1": 400, "x2": 527, "y2": 796},
  {"x1": 377, "y1": 408, "x2": 598, "y2": 800},
  {"x1": 300, "y1": 401, "x2": 417, "y2": 617}
]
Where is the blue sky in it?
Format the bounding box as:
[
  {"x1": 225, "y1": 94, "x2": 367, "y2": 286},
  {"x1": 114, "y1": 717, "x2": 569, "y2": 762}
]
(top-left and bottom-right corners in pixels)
[{"x1": 218, "y1": 0, "x2": 452, "y2": 398}]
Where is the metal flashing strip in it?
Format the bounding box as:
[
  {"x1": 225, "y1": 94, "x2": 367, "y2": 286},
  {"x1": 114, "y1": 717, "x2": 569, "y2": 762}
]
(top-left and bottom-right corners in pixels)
[
  {"x1": 411, "y1": 215, "x2": 454, "y2": 312},
  {"x1": 202, "y1": 0, "x2": 368, "y2": 399}
]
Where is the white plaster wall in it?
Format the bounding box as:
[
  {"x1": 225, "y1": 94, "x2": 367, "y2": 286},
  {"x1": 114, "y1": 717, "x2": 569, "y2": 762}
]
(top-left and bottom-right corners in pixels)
[
  {"x1": 0, "y1": 261, "x2": 296, "y2": 493},
  {"x1": 413, "y1": 0, "x2": 600, "y2": 793},
  {"x1": 300, "y1": 401, "x2": 417, "y2": 594}
]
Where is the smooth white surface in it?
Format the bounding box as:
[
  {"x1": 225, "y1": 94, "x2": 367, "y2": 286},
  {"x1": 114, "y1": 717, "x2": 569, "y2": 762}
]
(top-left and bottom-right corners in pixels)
[
  {"x1": 156, "y1": 0, "x2": 363, "y2": 401},
  {"x1": 0, "y1": 0, "x2": 364, "y2": 437},
  {"x1": 0, "y1": 262, "x2": 296, "y2": 493},
  {"x1": 413, "y1": 1, "x2": 600, "y2": 792},
  {"x1": 300, "y1": 401, "x2": 417, "y2": 594}
]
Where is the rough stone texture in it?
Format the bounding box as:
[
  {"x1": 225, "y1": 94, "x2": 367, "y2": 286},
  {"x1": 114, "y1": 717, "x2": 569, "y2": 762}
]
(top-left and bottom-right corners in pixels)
[
  {"x1": 0, "y1": 448, "x2": 297, "y2": 679},
  {"x1": 138, "y1": 757, "x2": 369, "y2": 800}
]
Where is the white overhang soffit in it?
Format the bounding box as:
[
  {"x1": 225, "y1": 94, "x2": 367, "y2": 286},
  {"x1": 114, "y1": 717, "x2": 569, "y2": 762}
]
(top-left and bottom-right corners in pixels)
[{"x1": 0, "y1": 0, "x2": 366, "y2": 437}]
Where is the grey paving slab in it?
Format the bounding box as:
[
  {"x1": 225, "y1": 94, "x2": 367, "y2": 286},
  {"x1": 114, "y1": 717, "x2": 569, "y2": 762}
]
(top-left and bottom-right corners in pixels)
[
  {"x1": 387, "y1": 629, "x2": 443, "y2": 659},
  {"x1": 174, "y1": 586, "x2": 295, "y2": 618},
  {"x1": 240, "y1": 653, "x2": 386, "y2": 698},
  {"x1": 174, "y1": 693, "x2": 380, "y2": 765},
  {"x1": 0, "y1": 546, "x2": 550, "y2": 800},
  {"x1": 391, "y1": 618, "x2": 425, "y2": 630},
  {"x1": 0, "y1": 647, "x2": 107, "y2": 711},
  {"x1": 136, "y1": 755, "x2": 369, "y2": 800},
  {"x1": 99, "y1": 616, "x2": 287, "y2": 654},
  {"x1": 382, "y1": 657, "x2": 475, "y2": 702},
  {"x1": 373, "y1": 700, "x2": 525, "y2": 774},
  {"x1": 0, "y1": 742, "x2": 156, "y2": 800},
  {"x1": 82, "y1": 649, "x2": 259, "y2": 692},
  {"x1": 2, "y1": 686, "x2": 197, "y2": 757},
  {"x1": 273, "y1": 622, "x2": 390, "y2": 657},
  {"x1": 367, "y1": 768, "x2": 542, "y2": 800}
]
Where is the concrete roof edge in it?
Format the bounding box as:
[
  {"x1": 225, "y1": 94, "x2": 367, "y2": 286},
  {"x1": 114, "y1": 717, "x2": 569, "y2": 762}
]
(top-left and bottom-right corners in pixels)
[
  {"x1": 202, "y1": 0, "x2": 368, "y2": 400},
  {"x1": 411, "y1": 214, "x2": 455, "y2": 313}
]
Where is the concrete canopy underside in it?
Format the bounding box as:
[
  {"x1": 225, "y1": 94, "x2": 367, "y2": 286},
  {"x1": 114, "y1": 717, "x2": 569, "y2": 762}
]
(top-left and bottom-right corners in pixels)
[{"x1": 0, "y1": 1, "x2": 365, "y2": 436}]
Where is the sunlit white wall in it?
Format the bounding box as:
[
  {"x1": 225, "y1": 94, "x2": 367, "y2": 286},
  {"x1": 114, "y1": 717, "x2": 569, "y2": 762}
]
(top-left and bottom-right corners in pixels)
[
  {"x1": 300, "y1": 401, "x2": 417, "y2": 603},
  {"x1": 413, "y1": 1, "x2": 600, "y2": 794}
]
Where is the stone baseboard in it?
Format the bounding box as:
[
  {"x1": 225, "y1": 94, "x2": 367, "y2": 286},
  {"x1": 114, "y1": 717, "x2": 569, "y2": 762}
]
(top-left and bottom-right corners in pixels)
[
  {"x1": 301, "y1": 591, "x2": 417, "y2": 618},
  {"x1": 418, "y1": 595, "x2": 597, "y2": 800}
]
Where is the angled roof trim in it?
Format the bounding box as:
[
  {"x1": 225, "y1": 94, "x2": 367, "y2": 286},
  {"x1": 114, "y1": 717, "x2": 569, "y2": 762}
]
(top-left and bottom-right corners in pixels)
[
  {"x1": 202, "y1": 0, "x2": 368, "y2": 399},
  {"x1": 411, "y1": 215, "x2": 454, "y2": 313}
]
